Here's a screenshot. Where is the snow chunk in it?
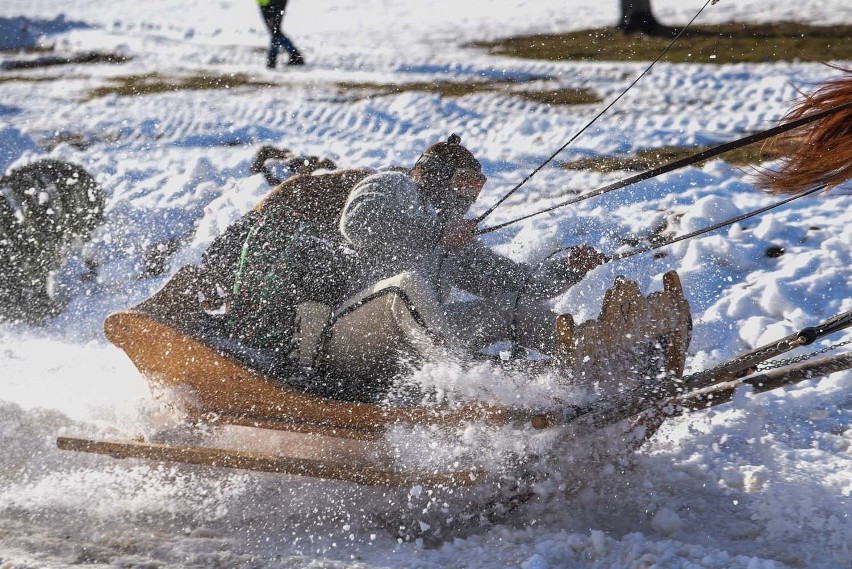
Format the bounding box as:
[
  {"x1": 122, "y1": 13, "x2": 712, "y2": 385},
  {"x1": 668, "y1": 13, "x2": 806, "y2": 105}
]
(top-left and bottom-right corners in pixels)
[
  {"x1": 752, "y1": 215, "x2": 786, "y2": 240},
  {"x1": 680, "y1": 194, "x2": 743, "y2": 234},
  {"x1": 590, "y1": 530, "x2": 608, "y2": 555},
  {"x1": 521, "y1": 553, "x2": 549, "y2": 569},
  {"x1": 739, "y1": 316, "x2": 795, "y2": 348},
  {"x1": 651, "y1": 507, "x2": 683, "y2": 536},
  {"x1": 0, "y1": 127, "x2": 42, "y2": 174}
]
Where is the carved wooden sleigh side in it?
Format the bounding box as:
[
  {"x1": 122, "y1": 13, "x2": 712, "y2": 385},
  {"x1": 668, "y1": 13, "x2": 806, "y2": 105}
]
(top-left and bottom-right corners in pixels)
[
  {"x1": 57, "y1": 269, "x2": 693, "y2": 487},
  {"x1": 556, "y1": 271, "x2": 691, "y2": 396}
]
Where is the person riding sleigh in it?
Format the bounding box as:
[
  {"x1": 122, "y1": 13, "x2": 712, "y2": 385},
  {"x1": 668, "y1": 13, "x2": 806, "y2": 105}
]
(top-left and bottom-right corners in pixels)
[{"x1": 221, "y1": 134, "x2": 607, "y2": 401}]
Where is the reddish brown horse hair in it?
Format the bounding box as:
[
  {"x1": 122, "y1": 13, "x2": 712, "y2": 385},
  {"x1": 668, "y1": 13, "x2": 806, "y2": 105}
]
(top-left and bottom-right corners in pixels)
[{"x1": 757, "y1": 70, "x2": 852, "y2": 195}]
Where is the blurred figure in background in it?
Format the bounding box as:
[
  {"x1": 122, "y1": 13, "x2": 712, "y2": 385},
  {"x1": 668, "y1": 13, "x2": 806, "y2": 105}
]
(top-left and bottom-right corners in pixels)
[{"x1": 256, "y1": 0, "x2": 305, "y2": 69}]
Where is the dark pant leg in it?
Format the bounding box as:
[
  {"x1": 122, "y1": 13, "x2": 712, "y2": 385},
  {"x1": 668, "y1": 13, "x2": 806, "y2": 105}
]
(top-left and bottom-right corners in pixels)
[
  {"x1": 443, "y1": 295, "x2": 557, "y2": 355},
  {"x1": 260, "y1": 1, "x2": 302, "y2": 67}
]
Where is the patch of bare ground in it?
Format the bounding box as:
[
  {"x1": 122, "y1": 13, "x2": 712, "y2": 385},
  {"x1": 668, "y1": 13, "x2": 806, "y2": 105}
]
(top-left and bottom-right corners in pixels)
[
  {"x1": 336, "y1": 80, "x2": 600, "y2": 105},
  {"x1": 472, "y1": 22, "x2": 852, "y2": 64},
  {"x1": 562, "y1": 139, "x2": 798, "y2": 173},
  {"x1": 84, "y1": 72, "x2": 277, "y2": 100},
  {"x1": 0, "y1": 75, "x2": 59, "y2": 84},
  {"x1": 8, "y1": 60, "x2": 598, "y2": 105},
  {"x1": 1, "y1": 51, "x2": 128, "y2": 70}
]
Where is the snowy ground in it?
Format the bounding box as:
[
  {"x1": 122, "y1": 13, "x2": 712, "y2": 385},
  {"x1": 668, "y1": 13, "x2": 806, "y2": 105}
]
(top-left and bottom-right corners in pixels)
[{"x1": 1, "y1": 0, "x2": 851, "y2": 567}]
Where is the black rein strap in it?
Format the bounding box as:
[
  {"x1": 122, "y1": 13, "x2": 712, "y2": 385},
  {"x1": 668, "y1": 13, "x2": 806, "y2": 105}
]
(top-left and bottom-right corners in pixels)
[{"x1": 476, "y1": 101, "x2": 852, "y2": 236}]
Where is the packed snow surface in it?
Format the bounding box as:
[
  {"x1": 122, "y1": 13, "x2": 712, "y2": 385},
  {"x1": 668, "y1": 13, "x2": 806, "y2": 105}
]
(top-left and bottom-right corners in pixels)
[{"x1": 1, "y1": 0, "x2": 851, "y2": 567}]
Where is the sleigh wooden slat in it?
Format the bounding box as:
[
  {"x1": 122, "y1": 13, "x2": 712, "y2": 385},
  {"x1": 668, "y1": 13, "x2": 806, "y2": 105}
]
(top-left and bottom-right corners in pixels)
[{"x1": 555, "y1": 270, "x2": 691, "y2": 395}]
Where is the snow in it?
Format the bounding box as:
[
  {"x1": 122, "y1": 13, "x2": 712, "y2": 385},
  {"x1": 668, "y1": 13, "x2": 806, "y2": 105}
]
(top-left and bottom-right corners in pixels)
[{"x1": 1, "y1": 0, "x2": 851, "y2": 567}]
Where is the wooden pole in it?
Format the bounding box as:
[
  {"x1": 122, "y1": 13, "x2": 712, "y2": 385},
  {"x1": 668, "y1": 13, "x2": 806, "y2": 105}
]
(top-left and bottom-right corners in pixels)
[
  {"x1": 684, "y1": 353, "x2": 852, "y2": 410},
  {"x1": 56, "y1": 436, "x2": 485, "y2": 488},
  {"x1": 535, "y1": 352, "x2": 852, "y2": 432}
]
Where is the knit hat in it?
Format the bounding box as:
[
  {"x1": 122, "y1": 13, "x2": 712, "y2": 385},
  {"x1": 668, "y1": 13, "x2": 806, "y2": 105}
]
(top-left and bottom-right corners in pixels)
[{"x1": 410, "y1": 134, "x2": 482, "y2": 190}]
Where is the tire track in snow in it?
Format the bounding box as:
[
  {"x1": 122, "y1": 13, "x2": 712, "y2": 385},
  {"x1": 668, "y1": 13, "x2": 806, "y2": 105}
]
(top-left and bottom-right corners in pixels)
[{"x1": 10, "y1": 52, "x2": 846, "y2": 190}]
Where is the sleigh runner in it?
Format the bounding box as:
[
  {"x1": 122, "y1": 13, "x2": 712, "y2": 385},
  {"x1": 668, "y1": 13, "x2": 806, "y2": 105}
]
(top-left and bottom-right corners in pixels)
[{"x1": 56, "y1": 260, "x2": 852, "y2": 488}]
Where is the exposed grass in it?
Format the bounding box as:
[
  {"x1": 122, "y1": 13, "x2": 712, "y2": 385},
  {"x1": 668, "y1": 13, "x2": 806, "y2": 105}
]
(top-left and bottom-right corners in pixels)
[
  {"x1": 562, "y1": 141, "x2": 794, "y2": 173},
  {"x1": 40, "y1": 130, "x2": 123, "y2": 151},
  {"x1": 1, "y1": 51, "x2": 128, "y2": 70},
  {"x1": 338, "y1": 80, "x2": 499, "y2": 99},
  {"x1": 0, "y1": 45, "x2": 53, "y2": 54},
  {"x1": 514, "y1": 88, "x2": 601, "y2": 105},
  {"x1": 472, "y1": 22, "x2": 852, "y2": 64},
  {"x1": 85, "y1": 75, "x2": 600, "y2": 105},
  {"x1": 337, "y1": 80, "x2": 600, "y2": 105},
  {"x1": 0, "y1": 75, "x2": 59, "y2": 84},
  {"x1": 85, "y1": 72, "x2": 277, "y2": 100}
]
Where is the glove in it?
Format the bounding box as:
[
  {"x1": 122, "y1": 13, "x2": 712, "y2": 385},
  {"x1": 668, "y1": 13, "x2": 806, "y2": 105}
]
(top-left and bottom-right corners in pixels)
[
  {"x1": 440, "y1": 218, "x2": 478, "y2": 250},
  {"x1": 561, "y1": 244, "x2": 608, "y2": 277},
  {"x1": 529, "y1": 244, "x2": 607, "y2": 298}
]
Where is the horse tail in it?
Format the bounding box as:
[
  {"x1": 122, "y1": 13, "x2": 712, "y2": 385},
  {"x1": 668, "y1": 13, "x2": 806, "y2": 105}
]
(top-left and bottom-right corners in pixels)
[{"x1": 757, "y1": 68, "x2": 852, "y2": 195}]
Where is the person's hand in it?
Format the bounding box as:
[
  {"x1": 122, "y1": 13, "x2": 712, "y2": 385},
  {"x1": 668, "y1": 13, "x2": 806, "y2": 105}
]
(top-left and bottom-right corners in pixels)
[
  {"x1": 440, "y1": 218, "x2": 478, "y2": 250},
  {"x1": 563, "y1": 244, "x2": 608, "y2": 276}
]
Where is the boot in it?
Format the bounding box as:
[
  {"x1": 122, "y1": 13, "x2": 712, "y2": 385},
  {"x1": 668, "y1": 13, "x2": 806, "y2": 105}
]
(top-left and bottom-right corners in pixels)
[
  {"x1": 266, "y1": 47, "x2": 278, "y2": 70},
  {"x1": 287, "y1": 52, "x2": 305, "y2": 66}
]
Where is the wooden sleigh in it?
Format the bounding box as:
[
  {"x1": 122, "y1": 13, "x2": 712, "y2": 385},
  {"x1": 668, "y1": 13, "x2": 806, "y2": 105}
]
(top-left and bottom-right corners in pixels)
[
  {"x1": 61, "y1": 264, "x2": 852, "y2": 489},
  {"x1": 57, "y1": 264, "x2": 700, "y2": 487},
  {"x1": 51, "y1": 73, "x2": 852, "y2": 490}
]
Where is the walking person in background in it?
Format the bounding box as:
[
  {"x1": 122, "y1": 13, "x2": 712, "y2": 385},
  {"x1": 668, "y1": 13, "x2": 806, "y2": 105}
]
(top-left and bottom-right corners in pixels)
[{"x1": 257, "y1": 0, "x2": 305, "y2": 69}]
